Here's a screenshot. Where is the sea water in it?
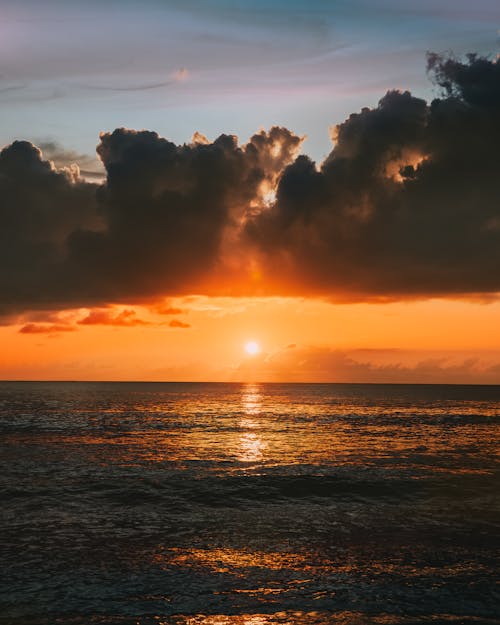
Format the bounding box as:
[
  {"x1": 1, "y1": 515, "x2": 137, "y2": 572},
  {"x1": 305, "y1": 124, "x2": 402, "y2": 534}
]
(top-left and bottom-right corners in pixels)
[{"x1": 1, "y1": 382, "x2": 499, "y2": 624}]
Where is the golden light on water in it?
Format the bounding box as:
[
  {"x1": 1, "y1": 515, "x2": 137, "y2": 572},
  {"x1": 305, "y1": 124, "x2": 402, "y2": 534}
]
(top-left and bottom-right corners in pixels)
[
  {"x1": 242, "y1": 383, "x2": 261, "y2": 415},
  {"x1": 239, "y1": 383, "x2": 265, "y2": 463},
  {"x1": 238, "y1": 431, "x2": 265, "y2": 463}
]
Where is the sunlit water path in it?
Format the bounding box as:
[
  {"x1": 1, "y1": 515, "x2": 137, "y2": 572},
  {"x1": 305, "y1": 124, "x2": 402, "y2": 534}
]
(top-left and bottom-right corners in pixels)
[{"x1": 1, "y1": 382, "x2": 499, "y2": 624}]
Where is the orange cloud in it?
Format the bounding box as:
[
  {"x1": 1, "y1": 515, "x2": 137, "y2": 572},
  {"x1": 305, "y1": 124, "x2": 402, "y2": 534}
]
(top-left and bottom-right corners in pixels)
[
  {"x1": 19, "y1": 323, "x2": 76, "y2": 335},
  {"x1": 153, "y1": 304, "x2": 184, "y2": 315},
  {"x1": 236, "y1": 345, "x2": 500, "y2": 384},
  {"x1": 168, "y1": 319, "x2": 191, "y2": 329},
  {"x1": 78, "y1": 309, "x2": 149, "y2": 327}
]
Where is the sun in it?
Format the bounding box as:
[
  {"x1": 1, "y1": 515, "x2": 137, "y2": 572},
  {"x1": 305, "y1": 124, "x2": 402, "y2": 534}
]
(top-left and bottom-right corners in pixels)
[{"x1": 245, "y1": 340, "x2": 260, "y2": 356}]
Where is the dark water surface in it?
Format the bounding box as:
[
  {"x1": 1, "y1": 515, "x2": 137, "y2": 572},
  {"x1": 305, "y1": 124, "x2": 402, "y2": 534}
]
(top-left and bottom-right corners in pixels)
[{"x1": 1, "y1": 382, "x2": 499, "y2": 624}]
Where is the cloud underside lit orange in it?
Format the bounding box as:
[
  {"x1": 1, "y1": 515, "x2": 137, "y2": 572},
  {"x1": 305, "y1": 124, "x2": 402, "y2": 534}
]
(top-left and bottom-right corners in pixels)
[{"x1": 1, "y1": 53, "x2": 500, "y2": 324}]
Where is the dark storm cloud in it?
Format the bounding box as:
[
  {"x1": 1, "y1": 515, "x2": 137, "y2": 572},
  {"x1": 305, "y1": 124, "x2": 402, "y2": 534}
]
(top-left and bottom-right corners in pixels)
[
  {"x1": 245, "y1": 53, "x2": 500, "y2": 300},
  {"x1": 0, "y1": 140, "x2": 100, "y2": 315},
  {"x1": 0, "y1": 127, "x2": 300, "y2": 315},
  {"x1": 66, "y1": 126, "x2": 301, "y2": 302},
  {"x1": 2, "y1": 53, "x2": 500, "y2": 316},
  {"x1": 427, "y1": 52, "x2": 500, "y2": 108}
]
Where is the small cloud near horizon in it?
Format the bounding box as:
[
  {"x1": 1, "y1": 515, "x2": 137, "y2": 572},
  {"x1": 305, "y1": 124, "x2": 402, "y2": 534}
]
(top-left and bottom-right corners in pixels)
[
  {"x1": 19, "y1": 323, "x2": 76, "y2": 335},
  {"x1": 168, "y1": 319, "x2": 191, "y2": 329},
  {"x1": 78, "y1": 309, "x2": 150, "y2": 327},
  {"x1": 235, "y1": 345, "x2": 500, "y2": 384}
]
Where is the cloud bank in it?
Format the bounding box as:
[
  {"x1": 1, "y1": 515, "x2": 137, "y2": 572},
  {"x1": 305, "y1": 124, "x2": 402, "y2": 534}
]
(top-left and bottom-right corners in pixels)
[
  {"x1": 236, "y1": 345, "x2": 500, "y2": 384},
  {"x1": 2, "y1": 53, "x2": 500, "y2": 316}
]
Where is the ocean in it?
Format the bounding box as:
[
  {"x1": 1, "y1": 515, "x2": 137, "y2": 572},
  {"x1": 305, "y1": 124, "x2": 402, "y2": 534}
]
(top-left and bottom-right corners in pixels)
[{"x1": 0, "y1": 382, "x2": 499, "y2": 624}]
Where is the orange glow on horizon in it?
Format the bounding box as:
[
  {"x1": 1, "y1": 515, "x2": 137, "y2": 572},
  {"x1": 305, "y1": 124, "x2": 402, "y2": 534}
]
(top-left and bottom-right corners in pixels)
[{"x1": 1, "y1": 296, "x2": 500, "y2": 383}]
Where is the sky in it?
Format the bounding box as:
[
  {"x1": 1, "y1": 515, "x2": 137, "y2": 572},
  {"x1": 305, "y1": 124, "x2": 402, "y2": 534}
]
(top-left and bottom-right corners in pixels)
[{"x1": 1, "y1": 0, "x2": 500, "y2": 382}]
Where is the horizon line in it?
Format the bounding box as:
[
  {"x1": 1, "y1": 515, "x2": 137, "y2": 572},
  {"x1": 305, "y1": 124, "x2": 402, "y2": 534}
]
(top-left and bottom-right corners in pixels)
[{"x1": 1, "y1": 379, "x2": 499, "y2": 387}]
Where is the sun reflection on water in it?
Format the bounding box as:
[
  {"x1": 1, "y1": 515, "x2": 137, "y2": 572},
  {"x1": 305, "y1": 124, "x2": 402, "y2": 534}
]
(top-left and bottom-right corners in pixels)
[
  {"x1": 241, "y1": 383, "x2": 262, "y2": 416},
  {"x1": 238, "y1": 384, "x2": 267, "y2": 464},
  {"x1": 30, "y1": 384, "x2": 500, "y2": 476},
  {"x1": 238, "y1": 432, "x2": 266, "y2": 463}
]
